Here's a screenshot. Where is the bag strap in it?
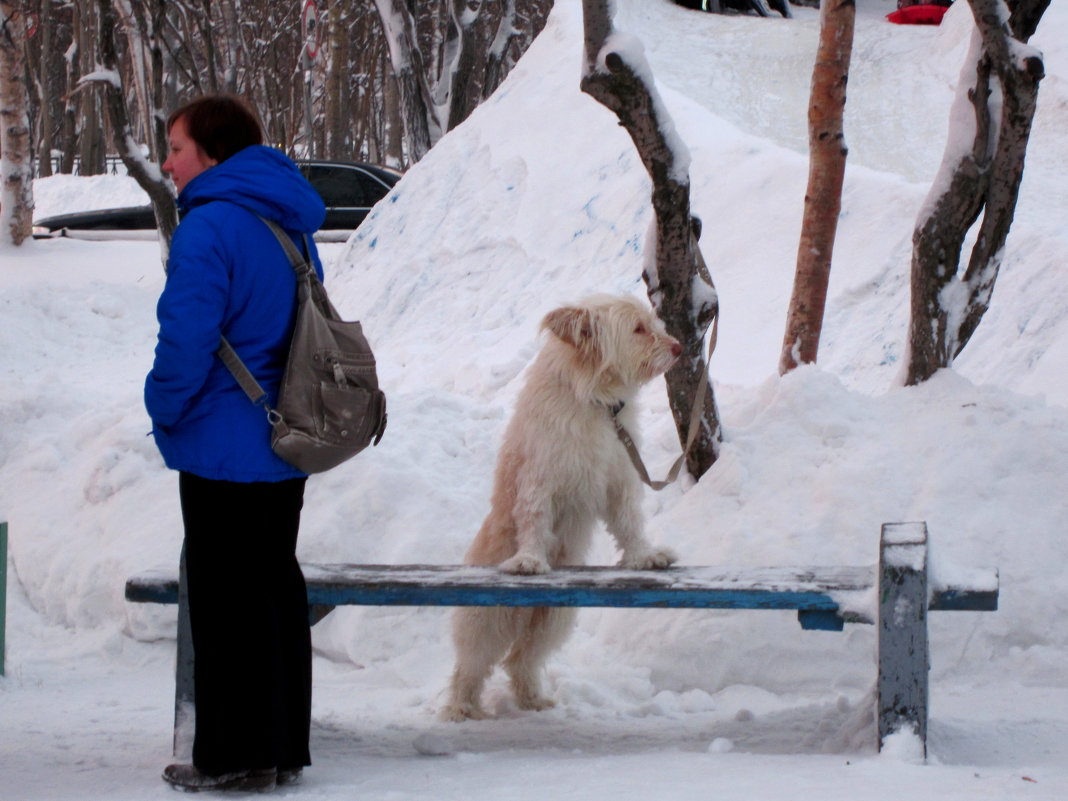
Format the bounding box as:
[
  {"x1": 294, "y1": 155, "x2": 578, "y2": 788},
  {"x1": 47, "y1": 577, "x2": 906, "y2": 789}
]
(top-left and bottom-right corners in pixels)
[
  {"x1": 218, "y1": 337, "x2": 268, "y2": 406},
  {"x1": 255, "y1": 216, "x2": 316, "y2": 281},
  {"x1": 611, "y1": 235, "x2": 719, "y2": 491},
  {"x1": 216, "y1": 215, "x2": 314, "y2": 409}
]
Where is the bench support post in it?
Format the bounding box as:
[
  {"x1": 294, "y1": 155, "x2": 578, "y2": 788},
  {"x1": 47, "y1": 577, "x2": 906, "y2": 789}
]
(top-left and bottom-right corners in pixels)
[
  {"x1": 174, "y1": 546, "x2": 195, "y2": 759},
  {"x1": 877, "y1": 521, "x2": 929, "y2": 757},
  {"x1": 1, "y1": 521, "x2": 7, "y2": 677}
]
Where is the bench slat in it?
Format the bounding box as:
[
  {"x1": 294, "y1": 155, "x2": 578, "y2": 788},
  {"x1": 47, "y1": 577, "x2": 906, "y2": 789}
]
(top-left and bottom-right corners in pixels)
[
  {"x1": 302, "y1": 564, "x2": 867, "y2": 614},
  {"x1": 124, "y1": 562, "x2": 997, "y2": 618}
]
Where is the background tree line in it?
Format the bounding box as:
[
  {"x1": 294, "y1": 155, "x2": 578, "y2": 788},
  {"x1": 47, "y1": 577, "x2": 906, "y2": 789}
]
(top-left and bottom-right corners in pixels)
[{"x1": 18, "y1": 0, "x2": 551, "y2": 178}]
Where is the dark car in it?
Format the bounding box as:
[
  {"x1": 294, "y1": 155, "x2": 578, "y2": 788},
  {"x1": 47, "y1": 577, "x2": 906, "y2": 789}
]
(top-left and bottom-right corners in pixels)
[{"x1": 33, "y1": 160, "x2": 402, "y2": 237}]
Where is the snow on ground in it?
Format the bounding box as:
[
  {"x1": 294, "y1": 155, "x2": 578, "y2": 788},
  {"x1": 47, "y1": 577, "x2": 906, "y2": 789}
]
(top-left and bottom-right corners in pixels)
[{"x1": 2, "y1": 0, "x2": 1067, "y2": 798}]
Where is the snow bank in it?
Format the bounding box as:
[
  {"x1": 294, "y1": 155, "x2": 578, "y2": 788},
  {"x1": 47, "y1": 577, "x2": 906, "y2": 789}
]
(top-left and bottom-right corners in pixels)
[{"x1": 2, "y1": 1, "x2": 1068, "y2": 797}]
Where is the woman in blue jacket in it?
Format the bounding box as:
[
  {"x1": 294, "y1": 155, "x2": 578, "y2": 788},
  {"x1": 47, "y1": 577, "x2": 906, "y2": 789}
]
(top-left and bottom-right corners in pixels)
[{"x1": 145, "y1": 95, "x2": 325, "y2": 793}]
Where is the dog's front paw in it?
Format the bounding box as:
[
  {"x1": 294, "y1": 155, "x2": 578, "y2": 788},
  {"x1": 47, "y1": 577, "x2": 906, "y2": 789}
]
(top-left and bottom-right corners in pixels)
[
  {"x1": 620, "y1": 546, "x2": 678, "y2": 570},
  {"x1": 499, "y1": 553, "x2": 551, "y2": 575}
]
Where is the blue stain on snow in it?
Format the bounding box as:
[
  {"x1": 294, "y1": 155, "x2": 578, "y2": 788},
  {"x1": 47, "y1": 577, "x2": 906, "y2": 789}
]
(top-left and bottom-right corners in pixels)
[{"x1": 879, "y1": 342, "x2": 898, "y2": 366}]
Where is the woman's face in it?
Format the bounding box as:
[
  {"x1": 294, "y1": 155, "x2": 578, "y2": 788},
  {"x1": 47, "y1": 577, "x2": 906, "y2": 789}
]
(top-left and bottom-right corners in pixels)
[{"x1": 162, "y1": 115, "x2": 217, "y2": 194}]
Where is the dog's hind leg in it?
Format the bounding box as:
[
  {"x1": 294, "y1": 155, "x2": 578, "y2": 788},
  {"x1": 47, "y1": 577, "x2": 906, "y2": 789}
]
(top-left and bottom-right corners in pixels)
[
  {"x1": 503, "y1": 607, "x2": 577, "y2": 711},
  {"x1": 441, "y1": 607, "x2": 515, "y2": 722}
]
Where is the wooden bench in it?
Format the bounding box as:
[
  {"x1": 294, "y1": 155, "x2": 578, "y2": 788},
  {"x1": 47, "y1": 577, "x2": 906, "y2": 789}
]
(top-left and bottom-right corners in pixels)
[{"x1": 125, "y1": 521, "x2": 998, "y2": 759}]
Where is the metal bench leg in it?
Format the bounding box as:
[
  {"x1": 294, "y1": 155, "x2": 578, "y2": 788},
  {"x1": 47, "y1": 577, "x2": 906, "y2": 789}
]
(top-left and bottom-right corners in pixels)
[
  {"x1": 877, "y1": 521, "x2": 930, "y2": 758},
  {"x1": 1, "y1": 521, "x2": 7, "y2": 677},
  {"x1": 174, "y1": 545, "x2": 195, "y2": 759}
]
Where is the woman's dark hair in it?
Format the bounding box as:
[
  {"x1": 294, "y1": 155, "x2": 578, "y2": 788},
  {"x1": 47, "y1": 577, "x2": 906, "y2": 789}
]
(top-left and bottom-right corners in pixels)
[{"x1": 167, "y1": 95, "x2": 264, "y2": 164}]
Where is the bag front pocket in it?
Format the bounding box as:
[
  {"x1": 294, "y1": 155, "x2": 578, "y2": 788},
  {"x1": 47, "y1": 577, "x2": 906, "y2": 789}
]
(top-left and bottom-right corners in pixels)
[{"x1": 313, "y1": 382, "x2": 382, "y2": 446}]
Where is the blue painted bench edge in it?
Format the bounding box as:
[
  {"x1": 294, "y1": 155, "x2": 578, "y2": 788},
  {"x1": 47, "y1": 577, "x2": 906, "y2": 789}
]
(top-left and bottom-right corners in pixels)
[{"x1": 125, "y1": 562, "x2": 996, "y2": 629}]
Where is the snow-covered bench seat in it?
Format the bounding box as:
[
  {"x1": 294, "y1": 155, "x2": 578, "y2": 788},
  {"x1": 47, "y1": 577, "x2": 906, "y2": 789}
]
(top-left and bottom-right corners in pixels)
[{"x1": 125, "y1": 521, "x2": 997, "y2": 758}]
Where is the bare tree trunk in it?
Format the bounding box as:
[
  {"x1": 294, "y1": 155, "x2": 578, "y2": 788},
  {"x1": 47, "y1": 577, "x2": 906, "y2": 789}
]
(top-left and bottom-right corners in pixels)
[
  {"x1": 1, "y1": 0, "x2": 34, "y2": 245},
  {"x1": 905, "y1": 0, "x2": 1047, "y2": 385},
  {"x1": 439, "y1": 0, "x2": 480, "y2": 131},
  {"x1": 371, "y1": 0, "x2": 438, "y2": 162},
  {"x1": 382, "y1": 63, "x2": 404, "y2": 167},
  {"x1": 323, "y1": 0, "x2": 348, "y2": 159},
  {"x1": 579, "y1": 0, "x2": 721, "y2": 479},
  {"x1": 215, "y1": 0, "x2": 239, "y2": 92},
  {"x1": 115, "y1": 0, "x2": 168, "y2": 163},
  {"x1": 76, "y1": 0, "x2": 106, "y2": 175},
  {"x1": 483, "y1": 0, "x2": 517, "y2": 99},
  {"x1": 779, "y1": 0, "x2": 854, "y2": 374},
  {"x1": 194, "y1": 0, "x2": 221, "y2": 94},
  {"x1": 485, "y1": 0, "x2": 551, "y2": 99},
  {"x1": 36, "y1": 0, "x2": 56, "y2": 178},
  {"x1": 90, "y1": 0, "x2": 177, "y2": 259}
]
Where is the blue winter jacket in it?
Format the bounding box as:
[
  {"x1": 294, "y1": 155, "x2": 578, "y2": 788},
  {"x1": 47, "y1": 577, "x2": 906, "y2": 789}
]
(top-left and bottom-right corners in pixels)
[{"x1": 145, "y1": 145, "x2": 326, "y2": 482}]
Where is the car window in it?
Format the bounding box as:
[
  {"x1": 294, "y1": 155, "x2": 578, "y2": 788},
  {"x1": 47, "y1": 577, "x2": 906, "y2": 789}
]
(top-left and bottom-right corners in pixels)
[{"x1": 303, "y1": 164, "x2": 388, "y2": 208}]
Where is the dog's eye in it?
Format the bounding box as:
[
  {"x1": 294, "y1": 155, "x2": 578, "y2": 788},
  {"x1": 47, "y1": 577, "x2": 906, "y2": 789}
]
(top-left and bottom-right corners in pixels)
[{"x1": 634, "y1": 324, "x2": 647, "y2": 335}]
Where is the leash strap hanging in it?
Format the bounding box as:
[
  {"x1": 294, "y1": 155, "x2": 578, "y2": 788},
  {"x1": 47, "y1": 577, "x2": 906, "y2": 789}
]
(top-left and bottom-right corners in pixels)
[{"x1": 612, "y1": 236, "x2": 718, "y2": 491}]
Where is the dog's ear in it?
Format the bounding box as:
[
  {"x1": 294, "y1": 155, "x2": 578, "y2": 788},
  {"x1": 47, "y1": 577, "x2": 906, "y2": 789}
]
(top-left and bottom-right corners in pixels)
[{"x1": 542, "y1": 306, "x2": 594, "y2": 349}]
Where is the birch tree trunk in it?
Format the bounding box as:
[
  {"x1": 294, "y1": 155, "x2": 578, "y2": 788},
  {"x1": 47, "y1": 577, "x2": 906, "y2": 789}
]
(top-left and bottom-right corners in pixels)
[
  {"x1": 905, "y1": 0, "x2": 1047, "y2": 385},
  {"x1": 0, "y1": 0, "x2": 34, "y2": 246},
  {"x1": 483, "y1": 0, "x2": 518, "y2": 98},
  {"x1": 91, "y1": 0, "x2": 177, "y2": 258},
  {"x1": 779, "y1": 0, "x2": 854, "y2": 375},
  {"x1": 371, "y1": 0, "x2": 438, "y2": 162},
  {"x1": 115, "y1": 0, "x2": 169, "y2": 163},
  {"x1": 439, "y1": 0, "x2": 480, "y2": 131},
  {"x1": 580, "y1": 0, "x2": 721, "y2": 479},
  {"x1": 484, "y1": 0, "x2": 551, "y2": 100}
]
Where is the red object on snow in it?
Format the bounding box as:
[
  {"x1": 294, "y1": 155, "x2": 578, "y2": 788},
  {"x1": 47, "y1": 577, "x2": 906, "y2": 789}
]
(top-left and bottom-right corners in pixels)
[{"x1": 886, "y1": 4, "x2": 951, "y2": 25}]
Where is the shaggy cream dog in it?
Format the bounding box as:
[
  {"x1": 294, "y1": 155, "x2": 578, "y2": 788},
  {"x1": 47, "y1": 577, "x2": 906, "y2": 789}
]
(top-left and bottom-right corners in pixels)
[{"x1": 441, "y1": 294, "x2": 681, "y2": 722}]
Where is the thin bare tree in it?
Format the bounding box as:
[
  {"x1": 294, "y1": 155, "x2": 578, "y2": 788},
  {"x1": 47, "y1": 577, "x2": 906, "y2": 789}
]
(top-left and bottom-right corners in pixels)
[
  {"x1": 371, "y1": 0, "x2": 438, "y2": 162},
  {"x1": 0, "y1": 0, "x2": 34, "y2": 245},
  {"x1": 779, "y1": 0, "x2": 855, "y2": 375},
  {"x1": 579, "y1": 0, "x2": 721, "y2": 479},
  {"x1": 88, "y1": 0, "x2": 177, "y2": 254},
  {"x1": 905, "y1": 0, "x2": 1048, "y2": 385}
]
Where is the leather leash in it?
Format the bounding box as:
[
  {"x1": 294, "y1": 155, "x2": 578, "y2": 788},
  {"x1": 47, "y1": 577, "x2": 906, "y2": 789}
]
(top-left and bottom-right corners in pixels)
[{"x1": 611, "y1": 239, "x2": 718, "y2": 491}]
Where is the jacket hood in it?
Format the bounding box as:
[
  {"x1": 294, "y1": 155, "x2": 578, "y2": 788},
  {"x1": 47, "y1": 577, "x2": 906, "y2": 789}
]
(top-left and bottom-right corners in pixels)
[{"x1": 178, "y1": 145, "x2": 326, "y2": 234}]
